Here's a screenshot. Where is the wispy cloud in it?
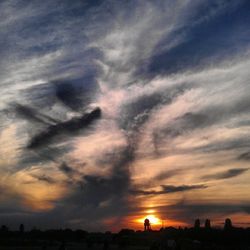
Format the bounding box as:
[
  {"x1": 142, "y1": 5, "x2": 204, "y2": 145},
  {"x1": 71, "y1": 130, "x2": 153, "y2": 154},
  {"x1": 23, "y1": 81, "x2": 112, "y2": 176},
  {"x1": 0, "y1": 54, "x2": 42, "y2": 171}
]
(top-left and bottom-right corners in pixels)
[
  {"x1": 238, "y1": 152, "x2": 250, "y2": 161},
  {"x1": 130, "y1": 184, "x2": 207, "y2": 196},
  {"x1": 0, "y1": 0, "x2": 250, "y2": 230},
  {"x1": 202, "y1": 168, "x2": 249, "y2": 180}
]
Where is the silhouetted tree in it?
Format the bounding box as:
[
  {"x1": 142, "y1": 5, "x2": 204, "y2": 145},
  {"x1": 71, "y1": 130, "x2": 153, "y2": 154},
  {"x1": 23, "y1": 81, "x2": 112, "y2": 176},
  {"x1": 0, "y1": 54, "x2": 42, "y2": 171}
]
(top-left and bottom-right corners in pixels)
[
  {"x1": 224, "y1": 218, "x2": 233, "y2": 230},
  {"x1": 194, "y1": 219, "x2": 200, "y2": 229},
  {"x1": 205, "y1": 219, "x2": 211, "y2": 229}
]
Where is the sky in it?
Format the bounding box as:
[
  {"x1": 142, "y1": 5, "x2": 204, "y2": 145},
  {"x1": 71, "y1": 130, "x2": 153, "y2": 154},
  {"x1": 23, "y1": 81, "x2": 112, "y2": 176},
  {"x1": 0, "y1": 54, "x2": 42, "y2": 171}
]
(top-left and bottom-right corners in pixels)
[{"x1": 0, "y1": 0, "x2": 250, "y2": 232}]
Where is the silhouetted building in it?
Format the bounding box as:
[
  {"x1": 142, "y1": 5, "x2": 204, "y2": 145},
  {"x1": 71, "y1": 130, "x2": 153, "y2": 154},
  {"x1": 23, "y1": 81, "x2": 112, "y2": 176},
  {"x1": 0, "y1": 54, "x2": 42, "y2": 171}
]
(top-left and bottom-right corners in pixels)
[
  {"x1": 19, "y1": 224, "x2": 24, "y2": 233},
  {"x1": 0, "y1": 225, "x2": 8, "y2": 232},
  {"x1": 205, "y1": 219, "x2": 211, "y2": 229},
  {"x1": 194, "y1": 219, "x2": 200, "y2": 229},
  {"x1": 144, "y1": 218, "x2": 151, "y2": 231},
  {"x1": 224, "y1": 218, "x2": 233, "y2": 230}
]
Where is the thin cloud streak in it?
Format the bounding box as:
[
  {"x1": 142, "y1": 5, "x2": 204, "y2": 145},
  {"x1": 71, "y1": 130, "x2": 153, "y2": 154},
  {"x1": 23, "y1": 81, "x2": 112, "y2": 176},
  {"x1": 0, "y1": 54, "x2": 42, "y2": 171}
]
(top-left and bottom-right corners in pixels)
[
  {"x1": 27, "y1": 107, "x2": 101, "y2": 149},
  {"x1": 202, "y1": 168, "x2": 249, "y2": 181},
  {"x1": 130, "y1": 184, "x2": 208, "y2": 196}
]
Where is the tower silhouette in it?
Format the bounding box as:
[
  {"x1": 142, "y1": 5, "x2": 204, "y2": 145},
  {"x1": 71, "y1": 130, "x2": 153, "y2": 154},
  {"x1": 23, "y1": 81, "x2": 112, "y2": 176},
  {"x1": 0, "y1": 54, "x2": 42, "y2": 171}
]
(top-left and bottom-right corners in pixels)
[
  {"x1": 194, "y1": 219, "x2": 200, "y2": 229},
  {"x1": 224, "y1": 218, "x2": 233, "y2": 230},
  {"x1": 19, "y1": 224, "x2": 24, "y2": 234},
  {"x1": 144, "y1": 218, "x2": 151, "y2": 231},
  {"x1": 205, "y1": 219, "x2": 211, "y2": 229}
]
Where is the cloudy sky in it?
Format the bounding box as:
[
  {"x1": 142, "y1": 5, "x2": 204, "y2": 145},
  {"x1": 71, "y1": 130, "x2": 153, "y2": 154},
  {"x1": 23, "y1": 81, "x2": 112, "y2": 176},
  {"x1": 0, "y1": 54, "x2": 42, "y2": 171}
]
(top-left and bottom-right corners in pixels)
[{"x1": 0, "y1": 0, "x2": 250, "y2": 231}]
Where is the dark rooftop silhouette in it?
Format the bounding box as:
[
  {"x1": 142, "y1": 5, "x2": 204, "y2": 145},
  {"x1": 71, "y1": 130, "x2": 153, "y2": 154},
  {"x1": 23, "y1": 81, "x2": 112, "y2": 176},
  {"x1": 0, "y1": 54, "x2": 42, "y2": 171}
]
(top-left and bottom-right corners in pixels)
[{"x1": 0, "y1": 218, "x2": 250, "y2": 249}]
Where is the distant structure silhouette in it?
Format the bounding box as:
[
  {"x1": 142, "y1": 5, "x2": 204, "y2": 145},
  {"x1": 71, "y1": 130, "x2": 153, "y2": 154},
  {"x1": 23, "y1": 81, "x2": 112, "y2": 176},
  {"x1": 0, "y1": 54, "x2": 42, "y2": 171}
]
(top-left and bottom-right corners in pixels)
[
  {"x1": 1, "y1": 225, "x2": 8, "y2": 232},
  {"x1": 194, "y1": 219, "x2": 200, "y2": 229},
  {"x1": 205, "y1": 219, "x2": 211, "y2": 229},
  {"x1": 144, "y1": 218, "x2": 151, "y2": 231},
  {"x1": 19, "y1": 224, "x2": 24, "y2": 234},
  {"x1": 224, "y1": 218, "x2": 233, "y2": 230}
]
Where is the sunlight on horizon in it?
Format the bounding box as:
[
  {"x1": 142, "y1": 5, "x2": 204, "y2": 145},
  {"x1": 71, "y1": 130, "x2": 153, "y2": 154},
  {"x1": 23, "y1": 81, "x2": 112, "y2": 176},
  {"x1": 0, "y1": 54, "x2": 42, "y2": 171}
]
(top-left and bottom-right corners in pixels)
[{"x1": 135, "y1": 214, "x2": 162, "y2": 225}]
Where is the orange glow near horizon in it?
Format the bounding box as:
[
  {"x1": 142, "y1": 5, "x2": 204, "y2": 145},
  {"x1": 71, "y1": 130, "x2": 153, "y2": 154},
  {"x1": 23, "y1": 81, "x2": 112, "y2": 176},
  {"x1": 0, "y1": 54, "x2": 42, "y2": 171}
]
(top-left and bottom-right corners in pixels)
[
  {"x1": 107, "y1": 212, "x2": 250, "y2": 232},
  {"x1": 125, "y1": 211, "x2": 189, "y2": 231},
  {"x1": 136, "y1": 214, "x2": 161, "y2": 225}
]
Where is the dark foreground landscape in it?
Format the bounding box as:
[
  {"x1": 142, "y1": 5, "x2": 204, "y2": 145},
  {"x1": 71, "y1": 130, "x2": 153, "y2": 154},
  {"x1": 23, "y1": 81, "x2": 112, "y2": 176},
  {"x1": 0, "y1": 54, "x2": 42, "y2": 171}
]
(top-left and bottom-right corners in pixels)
[{"x1": 1, "y1": 221, "x2": 250, "y2": 250}]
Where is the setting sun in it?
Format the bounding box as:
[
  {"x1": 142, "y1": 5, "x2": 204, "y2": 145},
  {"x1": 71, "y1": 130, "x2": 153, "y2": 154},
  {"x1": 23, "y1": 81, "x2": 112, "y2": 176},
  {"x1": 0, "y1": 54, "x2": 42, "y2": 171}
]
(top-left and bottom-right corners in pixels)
[{"x1": 136, "y1": 214, "x2": 161, "y2": 225}]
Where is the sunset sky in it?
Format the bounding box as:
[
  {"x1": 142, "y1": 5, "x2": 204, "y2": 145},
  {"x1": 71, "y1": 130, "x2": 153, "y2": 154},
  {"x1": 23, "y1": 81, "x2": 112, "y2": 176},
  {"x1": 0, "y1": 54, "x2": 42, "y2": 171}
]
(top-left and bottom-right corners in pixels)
[{"x1": 0, "y1": 0, "x2": 250, "y2": 232}]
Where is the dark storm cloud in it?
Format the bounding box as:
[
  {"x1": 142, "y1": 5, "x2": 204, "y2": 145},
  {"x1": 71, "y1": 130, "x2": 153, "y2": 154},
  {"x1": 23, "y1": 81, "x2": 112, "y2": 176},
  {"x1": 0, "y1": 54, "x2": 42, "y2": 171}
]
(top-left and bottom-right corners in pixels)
[
  {"x1": 81, "y1": 175, "x2": 127, "y2": 207},
  {"x1": 202, "y1": 168, "x2": 249, "y2": 181},
  {"x1": 80, "y1": 144, "x2": 134, "y2": 207},
  {"x1": 27, "y1": 107, "x2": 101, "y2": 149},
  {"x1": 55, "y1": 144, "x2": 135, "y2": 229},
  {"x1": 130, "y1": 184, "x2": 207, "y2": 196}
]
